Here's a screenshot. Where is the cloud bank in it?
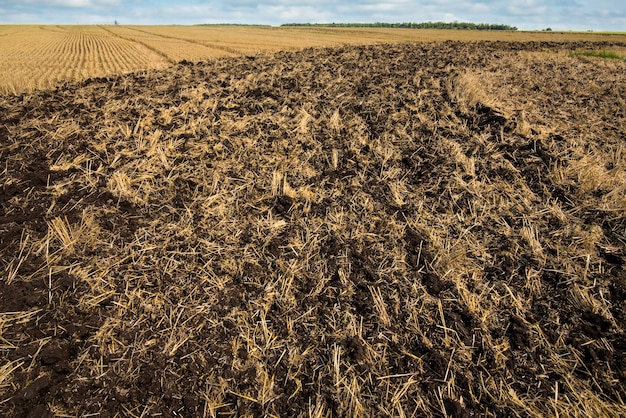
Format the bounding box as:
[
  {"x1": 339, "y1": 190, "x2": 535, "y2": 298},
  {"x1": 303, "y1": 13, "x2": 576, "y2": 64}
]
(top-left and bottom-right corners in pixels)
[{"x1": 0, "y1": 0, "x2": 624, "y2": 31}]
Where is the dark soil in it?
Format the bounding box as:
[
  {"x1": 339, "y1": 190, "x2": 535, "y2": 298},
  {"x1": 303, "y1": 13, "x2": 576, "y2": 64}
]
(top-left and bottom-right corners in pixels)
[{"x1": 1, "y1": 40, "x2": 625, "y2": 417}]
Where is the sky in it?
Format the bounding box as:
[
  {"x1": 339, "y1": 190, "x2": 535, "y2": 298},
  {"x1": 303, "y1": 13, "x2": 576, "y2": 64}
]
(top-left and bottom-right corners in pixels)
[{"x1": 0, "y1": 0, "x2": 624, "y2": 31}]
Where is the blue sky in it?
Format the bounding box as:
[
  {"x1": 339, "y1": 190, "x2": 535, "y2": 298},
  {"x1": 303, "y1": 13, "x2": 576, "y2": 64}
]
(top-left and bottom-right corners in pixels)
[{"x1": 0, "y1": 1, "x2": 624, "y2": 31}]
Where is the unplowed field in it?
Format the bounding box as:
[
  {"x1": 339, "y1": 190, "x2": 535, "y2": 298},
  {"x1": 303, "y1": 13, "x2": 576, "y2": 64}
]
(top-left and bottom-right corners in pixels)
[{"x1": 1, "y1": 41, "x2": 625, "y2": 417}]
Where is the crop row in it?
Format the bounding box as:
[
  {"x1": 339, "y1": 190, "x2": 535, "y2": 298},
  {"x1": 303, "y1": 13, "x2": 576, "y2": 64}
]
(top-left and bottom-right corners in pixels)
[{"x1": 0, "y1": 26, "x2": 168, "y2": 94}]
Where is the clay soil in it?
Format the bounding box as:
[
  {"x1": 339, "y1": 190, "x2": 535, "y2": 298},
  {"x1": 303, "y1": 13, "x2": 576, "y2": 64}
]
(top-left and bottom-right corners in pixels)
[{"x1": 1, "y1": 41, "x2": 625, "y2": 417}]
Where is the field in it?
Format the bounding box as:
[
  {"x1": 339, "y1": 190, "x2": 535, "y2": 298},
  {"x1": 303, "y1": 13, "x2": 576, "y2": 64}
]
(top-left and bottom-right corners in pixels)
[
  {"x1": 2, "y1": 25, "x2": 626, "y2": 94},
  {"x1": 1, "y1": 32, "x2": 626, "y2": 417}
]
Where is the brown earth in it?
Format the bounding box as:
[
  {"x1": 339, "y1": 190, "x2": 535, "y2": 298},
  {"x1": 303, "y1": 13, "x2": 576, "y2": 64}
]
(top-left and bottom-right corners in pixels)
[{"x1": 1, "y1": 40, "x2": 625, "y2": 417}]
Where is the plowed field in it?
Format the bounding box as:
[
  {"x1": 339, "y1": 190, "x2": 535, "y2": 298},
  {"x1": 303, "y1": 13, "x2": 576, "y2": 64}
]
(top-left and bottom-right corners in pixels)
[{"x1": 1, "y1": 41, "x2": 625, "y2": 417}]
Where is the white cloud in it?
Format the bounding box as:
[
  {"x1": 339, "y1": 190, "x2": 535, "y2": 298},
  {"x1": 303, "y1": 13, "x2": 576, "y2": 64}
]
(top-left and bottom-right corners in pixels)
[
  {"x1": 507, "y1": 0, "x2": 548, "y2": 16},
  {"x1": 18, "y1": 0, "x2": 120, "y2": 7},
  {"x1": 261, "y1": 5, "x2": 332, "y2": 22},
  {"x1": 469, "y1": 3, "x2": 491, "y2": 14}
]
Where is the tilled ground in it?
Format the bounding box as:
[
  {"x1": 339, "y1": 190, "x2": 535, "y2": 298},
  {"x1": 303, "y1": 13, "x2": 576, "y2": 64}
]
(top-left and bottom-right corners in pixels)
[{"x1": 1, "y1": 40, "x2": 625, "y2": 417}]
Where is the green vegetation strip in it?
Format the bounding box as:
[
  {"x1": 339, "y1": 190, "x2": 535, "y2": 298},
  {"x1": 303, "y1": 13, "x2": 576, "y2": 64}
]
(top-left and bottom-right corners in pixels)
[{"x1": 570, "y1": 49, "x2": 626, "y2": 60}]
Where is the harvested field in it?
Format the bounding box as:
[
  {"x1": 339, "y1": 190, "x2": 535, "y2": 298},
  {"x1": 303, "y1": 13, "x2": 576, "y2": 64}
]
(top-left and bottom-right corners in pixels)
[
  {"x1": 2, "y1": 24, "x2": 626, "y2": 94},
  {"x1": 1, "y1": 40, "x2": 626, "y2": 417}
]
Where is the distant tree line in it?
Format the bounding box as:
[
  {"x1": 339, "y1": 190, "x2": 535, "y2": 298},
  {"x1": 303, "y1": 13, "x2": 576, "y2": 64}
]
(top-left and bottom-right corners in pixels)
[
  {"x1": 281, "y1": 22, "x2": 518, "y2": 31},
  {"x1": 196, "y1": 23, "x2": 271, "y2": 27}
]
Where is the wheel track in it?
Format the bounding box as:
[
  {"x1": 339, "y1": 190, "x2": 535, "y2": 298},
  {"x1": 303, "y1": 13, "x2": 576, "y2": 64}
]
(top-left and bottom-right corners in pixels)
[
  {"x1": 123, "y1": 26, "x2": 239, "y2": 56},
  {"x1": 105, "y1": 30, "x2": 161, "y2": 71},
  {"x1": 98, "y1": 25, "x2": 175, "y2": 64}
]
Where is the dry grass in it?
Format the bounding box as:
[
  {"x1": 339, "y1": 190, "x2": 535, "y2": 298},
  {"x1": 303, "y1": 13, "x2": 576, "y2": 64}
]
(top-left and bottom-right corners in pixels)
[{"x1": 1, "y1": 40, "x2": 625, "y2": 416}]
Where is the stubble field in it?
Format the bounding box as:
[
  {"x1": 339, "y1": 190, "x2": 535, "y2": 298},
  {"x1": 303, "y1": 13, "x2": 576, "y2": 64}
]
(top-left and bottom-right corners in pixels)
[
  {"x1": 1, "y1": 24, "x2": 626, "y2": 94},
  {"x1": 1, "y1": 34, "x2": 626, "y2": 417}
]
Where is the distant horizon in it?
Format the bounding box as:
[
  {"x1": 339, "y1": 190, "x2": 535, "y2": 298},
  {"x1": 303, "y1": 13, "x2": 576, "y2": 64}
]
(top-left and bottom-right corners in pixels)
[
  {"x1": 0, "y1": 22, "x2": 622, "y2": 33},
  {"x1": 1, "y1": 1, "x2": 625, "y2": 32},
  {"x1": 0, "y1": 21, "x2": 623, "y2": 34}
]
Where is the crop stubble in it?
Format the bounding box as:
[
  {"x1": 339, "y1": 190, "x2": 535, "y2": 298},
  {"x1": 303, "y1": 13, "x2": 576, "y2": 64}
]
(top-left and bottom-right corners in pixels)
[{"x1": 1, "y1": 40, "x2": 626, "y2": 416}]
